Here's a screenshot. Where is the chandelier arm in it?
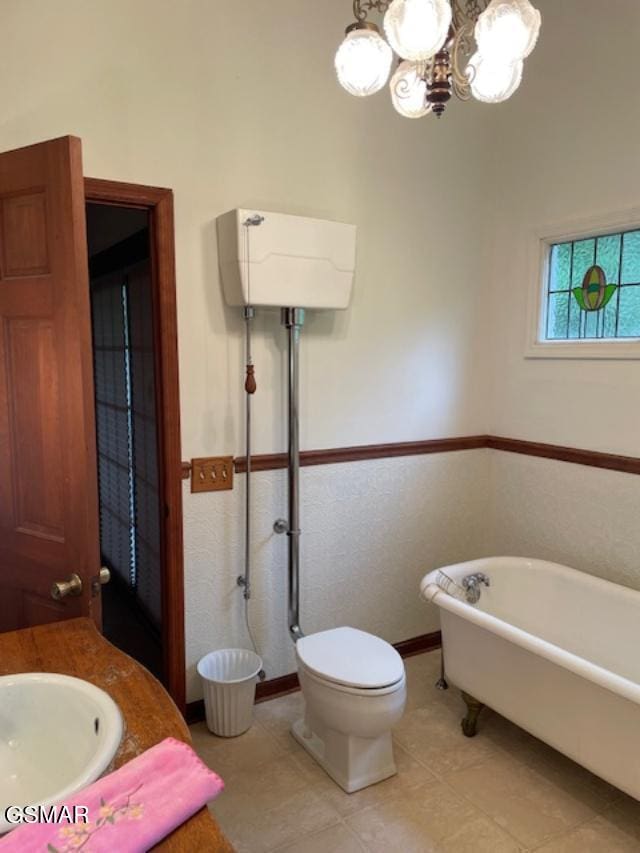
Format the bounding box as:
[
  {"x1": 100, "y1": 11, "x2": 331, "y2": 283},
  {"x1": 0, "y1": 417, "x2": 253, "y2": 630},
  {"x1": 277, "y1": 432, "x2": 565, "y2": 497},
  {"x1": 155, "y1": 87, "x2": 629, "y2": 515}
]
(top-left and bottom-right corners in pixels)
[
  {"x1": 450, "y1": 20, "x2": 475, "y2": 100},
  {"x1": 450, "y1": 0, "x2": 491, "y2": 101},
  {"x1": 464, "y1": 0, "x2": 490, "y2": 20},
  {"x1": 353, "y1": 0, "x2": 366, "y2": 21},
  {"x1": 352, "y1": 0, "x2": 391, "y2": 21},
  {"x1": 452, "y1": 0, "x2": 489, "y2": 30}
]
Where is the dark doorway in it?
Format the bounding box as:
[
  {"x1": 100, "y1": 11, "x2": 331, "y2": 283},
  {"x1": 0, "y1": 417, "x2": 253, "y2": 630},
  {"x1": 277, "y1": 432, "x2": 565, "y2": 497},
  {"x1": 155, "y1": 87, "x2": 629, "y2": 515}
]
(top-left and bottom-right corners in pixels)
[{"x1": 86, "y1": 203, "x2": 163, "y2": 680}]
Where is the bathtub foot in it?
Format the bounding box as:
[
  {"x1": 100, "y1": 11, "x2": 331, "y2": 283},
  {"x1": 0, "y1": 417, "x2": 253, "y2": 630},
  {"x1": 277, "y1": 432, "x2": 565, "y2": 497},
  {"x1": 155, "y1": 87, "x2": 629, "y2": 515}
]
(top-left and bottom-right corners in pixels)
[{"x1": 461, "y1": 692, "x2": 484, "y2": 738}]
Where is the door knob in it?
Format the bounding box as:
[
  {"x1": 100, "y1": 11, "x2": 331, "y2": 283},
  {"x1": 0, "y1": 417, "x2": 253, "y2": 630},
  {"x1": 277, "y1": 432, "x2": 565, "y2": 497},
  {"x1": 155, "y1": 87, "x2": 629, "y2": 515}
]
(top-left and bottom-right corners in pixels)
[
  {"x1": 99, "y1": 567, "x2": 111, "y2": 585},
  {"x1": 51, "y1": 573, "x2": 83, "y2": 601}
]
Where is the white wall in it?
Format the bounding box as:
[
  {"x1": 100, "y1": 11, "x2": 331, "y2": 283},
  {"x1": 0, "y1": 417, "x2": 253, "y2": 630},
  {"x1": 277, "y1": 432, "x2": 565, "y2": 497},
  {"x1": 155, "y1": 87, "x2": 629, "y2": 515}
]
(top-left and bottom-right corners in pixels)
[
  {"x1": 488, "y1": 452, "x2": 640, "y2": 592},
  {"x1": 0, "y1": 0, "x2": 493, "y2": 451},
  {"x1": 0, "y1": 0, "x2": 497, "y2": 698},
  {"x1": 486, "y1": 0, "x2": 640, "y2": 457},
  {"x1": 482, "y1": 0, "x2": 640, "y2": 612},
  {"x1": 4, "y1": 0, "x2": 639, "y2": 701},
  {"x1": 186, "y1": 451, "x2": 491, "y2": 695}
]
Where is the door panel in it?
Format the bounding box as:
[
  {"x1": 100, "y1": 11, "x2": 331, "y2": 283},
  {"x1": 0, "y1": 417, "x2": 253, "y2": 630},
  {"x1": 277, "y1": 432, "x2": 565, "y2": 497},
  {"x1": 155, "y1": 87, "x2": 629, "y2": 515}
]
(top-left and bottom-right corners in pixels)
[
  {"x1": 1, "y1": 191, "x2": 50, "y2": 276},
  {"x1": 0, "y1": 136, "x2": 100, "y2": 631},
  {"x1": 7, "y1": 318, "x2": 64, "y2": 541}
]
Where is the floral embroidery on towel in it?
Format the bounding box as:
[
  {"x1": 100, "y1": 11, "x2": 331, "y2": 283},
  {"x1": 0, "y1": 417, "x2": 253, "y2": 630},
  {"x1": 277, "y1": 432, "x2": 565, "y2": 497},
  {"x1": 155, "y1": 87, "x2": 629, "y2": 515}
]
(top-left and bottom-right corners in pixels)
[{"x1": 47, "y1": 785, "x2": 144, "y2": 852}]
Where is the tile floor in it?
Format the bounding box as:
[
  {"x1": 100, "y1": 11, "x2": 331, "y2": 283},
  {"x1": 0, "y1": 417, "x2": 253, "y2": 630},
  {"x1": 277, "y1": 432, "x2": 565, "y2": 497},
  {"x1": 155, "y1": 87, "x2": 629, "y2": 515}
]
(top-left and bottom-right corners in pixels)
[{"x1": 190, "y1": 651, "x2": 640, "y2": 852}]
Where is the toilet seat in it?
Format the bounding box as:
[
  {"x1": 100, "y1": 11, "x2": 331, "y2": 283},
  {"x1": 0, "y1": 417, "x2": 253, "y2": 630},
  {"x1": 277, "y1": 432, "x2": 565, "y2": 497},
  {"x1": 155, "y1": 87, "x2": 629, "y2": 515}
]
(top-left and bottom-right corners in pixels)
[
  {"x1": 296, "y1": 626, "x2": 404, "y2": 690},
  {"x1": 300, "y1": 664, "x2": 405, "y2": 697}
]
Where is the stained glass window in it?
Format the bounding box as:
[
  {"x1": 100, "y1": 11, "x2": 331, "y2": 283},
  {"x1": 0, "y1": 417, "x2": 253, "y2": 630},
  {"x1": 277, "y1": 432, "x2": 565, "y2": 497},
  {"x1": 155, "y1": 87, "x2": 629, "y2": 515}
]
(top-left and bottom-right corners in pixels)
[{"x1": 544, "y1": 229, "x2": 640, "y2": 341}]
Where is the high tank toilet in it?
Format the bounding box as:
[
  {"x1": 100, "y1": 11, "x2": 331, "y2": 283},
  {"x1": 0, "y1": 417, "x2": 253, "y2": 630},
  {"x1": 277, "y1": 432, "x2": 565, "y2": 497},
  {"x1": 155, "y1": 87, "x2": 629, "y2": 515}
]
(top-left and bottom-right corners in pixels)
[
  {"x1": 292, "y1": 627, "x2": 407, "y2": 793},
  {"x1": 216, "y1": 213, "x2": 406, "y2": 791}
]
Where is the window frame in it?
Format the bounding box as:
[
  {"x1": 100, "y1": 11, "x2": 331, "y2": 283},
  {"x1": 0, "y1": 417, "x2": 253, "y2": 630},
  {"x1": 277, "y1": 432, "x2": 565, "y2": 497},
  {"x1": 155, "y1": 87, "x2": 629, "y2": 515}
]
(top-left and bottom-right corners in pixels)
[{"x1": 526, "y1": 208, "x2": 640, "y2": 360}]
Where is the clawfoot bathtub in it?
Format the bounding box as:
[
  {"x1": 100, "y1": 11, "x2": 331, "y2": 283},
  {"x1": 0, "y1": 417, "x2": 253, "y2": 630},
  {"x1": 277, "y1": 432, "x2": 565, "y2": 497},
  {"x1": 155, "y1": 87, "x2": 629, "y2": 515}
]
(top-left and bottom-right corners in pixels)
[{"x1": 421, "y1": 557, "x2": 640, "y2": 801}]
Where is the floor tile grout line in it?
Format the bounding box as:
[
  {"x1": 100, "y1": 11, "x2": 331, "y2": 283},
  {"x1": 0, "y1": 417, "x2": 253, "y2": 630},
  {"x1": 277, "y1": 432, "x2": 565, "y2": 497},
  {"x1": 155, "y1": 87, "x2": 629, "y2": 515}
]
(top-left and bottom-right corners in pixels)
[
  {"x1": 389, "y1": 701, "x2": 600, "y2": 851},
  {"x1": 403, "y1": 740, "x2": 607, "y2": 851},
  {"x1": 266, "y1": 817, "x2": 349, "y2": 853},
  {"x1": 195, "y1": 715, "x2": 347, "y2": 852},
  {"x1": 526, "y1": 809, "x2": 624, "y2": 853},
  {"x1": 282, "y1": 732, "x2": 442, "y2": 829},
  {"x1": 254, "y1": 716, "x2": 298, "y2": 754},
  {"x1": 252, "y1": 713, "x2": 350, "y2": 840},
  {"x1": 341, "y1": 818, "x2": 373, "y2": 852},
  {"x1": 402, "y1": 677, "x2": 623, "y2": 812},
  {"x1": 242, "y1": 675, "x2": 549, "y2": 849},
  {"x1": 194, "y1": 656, "x2": 628, "y2": 852},
  {"x1": 406, "y1": 752, "x2": 533, "y2": 851},
  {"x1": 291, "y1": 730, "x2": 529, "y2": 850}
]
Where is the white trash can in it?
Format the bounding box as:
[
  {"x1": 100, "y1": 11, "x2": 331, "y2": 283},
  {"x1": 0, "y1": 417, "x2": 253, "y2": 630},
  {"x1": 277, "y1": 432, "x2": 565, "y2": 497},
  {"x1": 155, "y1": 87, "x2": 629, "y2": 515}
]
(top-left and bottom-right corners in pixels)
[{"x1": 197, "y1": 649, "x2": 263, "y2": 737}]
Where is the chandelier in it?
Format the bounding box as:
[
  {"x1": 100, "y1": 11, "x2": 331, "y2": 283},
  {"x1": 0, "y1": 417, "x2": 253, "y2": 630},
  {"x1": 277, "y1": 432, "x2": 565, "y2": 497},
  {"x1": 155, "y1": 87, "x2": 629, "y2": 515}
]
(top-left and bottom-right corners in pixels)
[{"x1": 334, "y1": 0, "x2": 541, "y2": 119}]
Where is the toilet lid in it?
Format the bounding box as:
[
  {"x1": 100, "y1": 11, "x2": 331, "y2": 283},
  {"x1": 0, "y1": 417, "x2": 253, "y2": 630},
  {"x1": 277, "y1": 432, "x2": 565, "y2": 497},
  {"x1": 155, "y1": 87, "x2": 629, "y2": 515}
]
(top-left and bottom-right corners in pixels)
[{"x1": 296, "y1": 627, "x2": 404, "y2": 689}]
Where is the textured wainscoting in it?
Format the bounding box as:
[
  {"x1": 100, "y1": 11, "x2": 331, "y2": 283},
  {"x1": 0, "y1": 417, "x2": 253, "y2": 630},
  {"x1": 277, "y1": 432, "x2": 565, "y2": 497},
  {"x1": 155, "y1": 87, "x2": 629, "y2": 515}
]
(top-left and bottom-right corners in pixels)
[
  {"x1": 184, "y1": 438, "x2": 640, "y2": 703},
  {"x1": 184, "y1": 449, "x2": 492, "y2": 702},
  {"x1": 488, "y1": 451, "x2": 640, "y2": 593}
]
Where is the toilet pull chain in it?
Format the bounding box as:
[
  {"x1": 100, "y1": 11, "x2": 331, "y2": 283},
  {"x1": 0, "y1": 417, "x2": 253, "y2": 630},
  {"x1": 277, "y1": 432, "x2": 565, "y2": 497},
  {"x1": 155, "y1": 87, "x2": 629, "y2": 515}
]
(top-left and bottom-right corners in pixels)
[{"x1": 237, "y1": 218, "x2": 265, "y2": 681}]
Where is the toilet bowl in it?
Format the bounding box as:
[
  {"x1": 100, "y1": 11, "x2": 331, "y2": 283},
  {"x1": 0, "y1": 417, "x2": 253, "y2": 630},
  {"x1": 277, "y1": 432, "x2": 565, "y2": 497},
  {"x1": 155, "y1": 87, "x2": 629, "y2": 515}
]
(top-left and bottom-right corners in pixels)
[{"x1": 292, "y1": 626, "x2": 407, "y2": 793}]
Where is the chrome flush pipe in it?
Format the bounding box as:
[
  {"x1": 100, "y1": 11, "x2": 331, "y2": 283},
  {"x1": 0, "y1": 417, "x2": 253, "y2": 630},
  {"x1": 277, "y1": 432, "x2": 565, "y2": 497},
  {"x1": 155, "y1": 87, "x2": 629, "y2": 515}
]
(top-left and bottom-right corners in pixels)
[{"x1": 282, "y1": 307, "x2": 305, "y2": 642}]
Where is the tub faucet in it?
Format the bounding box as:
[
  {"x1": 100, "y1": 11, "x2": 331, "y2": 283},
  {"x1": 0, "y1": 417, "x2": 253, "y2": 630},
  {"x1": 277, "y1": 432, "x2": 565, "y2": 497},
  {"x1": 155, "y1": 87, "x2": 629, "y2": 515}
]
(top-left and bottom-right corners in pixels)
[{"x1": 462, "y1": 573, "x2": 490, "y2": 604}]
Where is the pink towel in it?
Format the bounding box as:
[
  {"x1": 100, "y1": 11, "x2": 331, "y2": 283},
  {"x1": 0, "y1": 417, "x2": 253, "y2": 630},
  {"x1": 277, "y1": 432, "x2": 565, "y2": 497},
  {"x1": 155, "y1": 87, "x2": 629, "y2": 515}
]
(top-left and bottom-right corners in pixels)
[{"x1": 0, "y1": 737, "x2": 224, "y2": 853}]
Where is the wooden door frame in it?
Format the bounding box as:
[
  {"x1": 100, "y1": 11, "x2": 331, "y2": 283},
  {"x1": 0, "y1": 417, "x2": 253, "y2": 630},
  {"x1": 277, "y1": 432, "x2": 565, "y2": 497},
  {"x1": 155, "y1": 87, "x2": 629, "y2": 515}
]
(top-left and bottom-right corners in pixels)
[{"x1": 84, "y1": 177, "x2": 185, "y2": 714}]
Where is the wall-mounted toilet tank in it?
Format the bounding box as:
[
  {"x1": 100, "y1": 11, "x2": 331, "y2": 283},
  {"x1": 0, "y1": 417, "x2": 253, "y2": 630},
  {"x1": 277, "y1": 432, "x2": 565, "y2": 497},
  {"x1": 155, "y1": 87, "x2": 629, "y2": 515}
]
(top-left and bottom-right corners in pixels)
[{"x1": 216, "y1": 208, "x2": 357, "y2": 309}]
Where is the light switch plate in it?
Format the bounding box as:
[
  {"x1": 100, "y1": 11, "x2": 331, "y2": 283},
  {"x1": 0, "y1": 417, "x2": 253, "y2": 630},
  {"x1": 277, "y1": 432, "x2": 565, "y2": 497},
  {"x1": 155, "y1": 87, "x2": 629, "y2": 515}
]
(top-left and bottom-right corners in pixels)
[{"x1": 190, "y1": 457, "x2": 234, "y2": 493}]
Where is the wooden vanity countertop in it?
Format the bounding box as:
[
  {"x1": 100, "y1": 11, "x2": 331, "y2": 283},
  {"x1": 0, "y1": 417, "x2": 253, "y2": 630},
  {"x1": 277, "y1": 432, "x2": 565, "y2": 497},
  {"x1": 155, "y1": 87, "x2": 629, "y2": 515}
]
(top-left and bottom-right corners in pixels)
[{"x1": 0, "y1": 618, "x2": 233, "y2": 852}]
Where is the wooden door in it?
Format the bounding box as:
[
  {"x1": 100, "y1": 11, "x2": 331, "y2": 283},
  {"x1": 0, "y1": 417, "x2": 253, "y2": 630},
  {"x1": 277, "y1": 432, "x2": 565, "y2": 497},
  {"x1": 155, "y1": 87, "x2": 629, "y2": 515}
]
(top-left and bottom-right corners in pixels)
[{"x1": 0, "y1": 136, "x2": 100, "y2": 630}]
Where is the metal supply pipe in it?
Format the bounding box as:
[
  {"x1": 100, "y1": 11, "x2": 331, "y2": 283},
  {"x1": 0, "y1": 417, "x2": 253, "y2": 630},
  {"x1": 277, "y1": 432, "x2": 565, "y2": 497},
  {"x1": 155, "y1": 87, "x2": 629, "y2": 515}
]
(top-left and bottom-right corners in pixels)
[{"x1": 282, "y1": 307, "x2": 305, "y2": 641}]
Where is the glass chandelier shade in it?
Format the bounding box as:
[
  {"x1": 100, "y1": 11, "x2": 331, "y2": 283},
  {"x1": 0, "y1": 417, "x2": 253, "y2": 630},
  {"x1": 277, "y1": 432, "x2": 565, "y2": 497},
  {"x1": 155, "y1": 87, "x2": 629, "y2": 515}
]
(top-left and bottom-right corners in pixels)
[
  {"x1": 474, "y1": 0, "x2": 541, "y2": 65},
  {"x1": 390, "y1": 61, "x2": 432, "y2": 118},
  {"x1": 383, "y1": 0, "x2": 452, "y2": 62},
  {"x1": 467, "y1": 51, "x2": 523, "y2": 103},
  {"x1": 335, "y1": 24, "x2": 394, "y2": 97},
  {"x1": 334, "y1": 0, "x2": 541, "y2": 119}
]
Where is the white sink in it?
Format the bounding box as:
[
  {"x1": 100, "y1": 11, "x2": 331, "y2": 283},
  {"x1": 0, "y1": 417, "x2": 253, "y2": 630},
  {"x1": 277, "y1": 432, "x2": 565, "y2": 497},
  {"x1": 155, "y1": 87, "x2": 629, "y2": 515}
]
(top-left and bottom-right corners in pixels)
[{"x1": 0, "y1": 673, "x2": 123, "y2": 833}]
